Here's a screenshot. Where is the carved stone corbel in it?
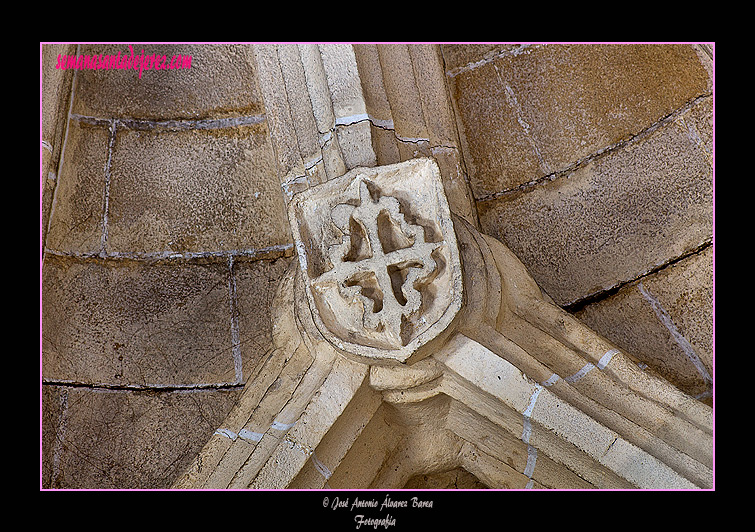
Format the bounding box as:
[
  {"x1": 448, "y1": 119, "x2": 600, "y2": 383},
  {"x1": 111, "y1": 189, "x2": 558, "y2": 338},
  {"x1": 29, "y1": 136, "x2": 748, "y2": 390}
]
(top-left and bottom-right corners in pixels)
[{"x1": 173, "y1": 157, "x2": 712, "y2": 490}]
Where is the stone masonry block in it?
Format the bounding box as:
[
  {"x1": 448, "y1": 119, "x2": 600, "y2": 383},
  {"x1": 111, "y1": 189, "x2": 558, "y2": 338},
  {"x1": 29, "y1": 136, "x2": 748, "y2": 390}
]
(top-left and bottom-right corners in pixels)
[
  {"x1": 575, "y1": 246, "x2": 713, "y2": 400},
  {"x1": 377, "y1": 44, "x2": 430, "y2": 143},
  {"x1": 42, "y1": 44, "x2": 74, "y2": 143},
  {"x1": 41, "y1": 385, "x2": 65, "y2": 488},
  {"x1": 42, "y1": 385, "x2": 241, "y2": 488},
  {"x1": 71, "y1": 43, "x2": 263, "y2": 120},
  {"x1": 234, "y1": 256, "x2": 293, "y2": 382},
  {"x1": 107, "y1": 123, "x2": 289, "y2": 255},
  {"x1": 450, "y1": 44, "x2": 710, "y2": 198},
  {"x1": 441, "y1": 44, "x2": 515, "y2": 72},
  {"x1": 477, "y1": 97, "x2": 713, "y2": 307},
  {"x1": 452, "y1": 60, "x2": 544, "y2": 197},
  {"x1": 42, "y1": 43, "x2": 77, "y2": 246},
  {"x1": 42, "y1": 254, "x2": 236, "y2": 386},
  {"x1": 45, "y1": 120, "x2": 109, "y2": 255}
]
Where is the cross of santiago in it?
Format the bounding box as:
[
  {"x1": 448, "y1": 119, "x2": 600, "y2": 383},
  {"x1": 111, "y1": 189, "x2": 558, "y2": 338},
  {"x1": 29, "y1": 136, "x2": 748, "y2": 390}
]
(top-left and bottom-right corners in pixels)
[{"x1": 313, "y1": 180, "x2": 442, "y2": 347}]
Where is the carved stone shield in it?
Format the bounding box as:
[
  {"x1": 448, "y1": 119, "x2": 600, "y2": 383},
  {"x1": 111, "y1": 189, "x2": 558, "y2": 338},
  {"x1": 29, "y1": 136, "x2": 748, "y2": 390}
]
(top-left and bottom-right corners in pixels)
[{"x1": 288, "y1": 158, "x2": 463, "y2": 364}]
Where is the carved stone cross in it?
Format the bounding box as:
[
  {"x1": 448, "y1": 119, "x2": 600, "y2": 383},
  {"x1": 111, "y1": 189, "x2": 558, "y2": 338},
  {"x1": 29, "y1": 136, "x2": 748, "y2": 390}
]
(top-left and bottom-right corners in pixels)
[
  {"x1": 174, "y1": 158, "x2": 712, "y2": 490},
  {"x1": 289, "y1": 158, "x2": 462, "y2": 364}
]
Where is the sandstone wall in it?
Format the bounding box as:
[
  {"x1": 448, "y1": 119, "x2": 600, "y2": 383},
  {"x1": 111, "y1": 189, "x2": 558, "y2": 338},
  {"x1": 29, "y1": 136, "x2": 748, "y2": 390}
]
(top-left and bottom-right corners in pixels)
[
  {"x1": 41, "y1": 44, "x2": 294, "y2": 488},
  {"x1": 41, "y1": 43, "x2": 714, "y2": 489},
  {"x1": 444, "y1": 44, "x2": 713, "y2": 402}
]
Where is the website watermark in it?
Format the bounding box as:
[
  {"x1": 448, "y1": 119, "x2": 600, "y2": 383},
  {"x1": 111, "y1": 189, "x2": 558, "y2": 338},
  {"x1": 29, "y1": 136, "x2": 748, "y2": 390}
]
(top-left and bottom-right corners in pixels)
[{"x1": 55, "y1": 45, "x2": 192, "y2": 79}]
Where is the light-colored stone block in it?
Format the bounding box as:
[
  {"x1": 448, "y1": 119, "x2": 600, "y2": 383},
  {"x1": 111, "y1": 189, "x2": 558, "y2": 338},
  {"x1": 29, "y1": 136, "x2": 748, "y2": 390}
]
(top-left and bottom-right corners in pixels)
[
  {"x1": 477, "y1": 97, "x2": 713, "y2": 307},
  {"x1": 43, "y1": 385, "x2": 240, "y2": 489},
  {"x1": 71, "y1": 43, "x2": 263, "y2": 120},
  {"x1": 450, "y1": 43, "x2": 711, "y2": 198},
  {"x1": 45, "y1": 120, "x2": 109, "y2": 255},
  {"x1": 575, "y1": 246, "x2": 713, "y2": 399},
  {"x1": 107, "y1": 123, "x2": 289, "y2": 254},
  {"x1": 42, "y1": 255, "x2": 235, "y2": 386}
]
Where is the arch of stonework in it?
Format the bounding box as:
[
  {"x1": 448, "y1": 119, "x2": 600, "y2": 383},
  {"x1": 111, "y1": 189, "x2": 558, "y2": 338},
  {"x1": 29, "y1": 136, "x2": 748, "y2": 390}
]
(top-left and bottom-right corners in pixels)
[{"x1": 171, "y1": 44, "x2": 712, "y2": 490}]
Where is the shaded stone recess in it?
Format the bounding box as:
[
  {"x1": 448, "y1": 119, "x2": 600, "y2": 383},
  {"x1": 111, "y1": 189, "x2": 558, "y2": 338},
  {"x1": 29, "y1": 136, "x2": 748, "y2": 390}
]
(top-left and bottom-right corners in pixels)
[
  {"x1": 443, "y1": 43, "x2": 714, "y2": 404},
  {"x1": 41, "y1": 43, "x2": 293, "y2": 489},
  {"x1": 404, "y1": 467, "x2": 489, "y2": 489}
]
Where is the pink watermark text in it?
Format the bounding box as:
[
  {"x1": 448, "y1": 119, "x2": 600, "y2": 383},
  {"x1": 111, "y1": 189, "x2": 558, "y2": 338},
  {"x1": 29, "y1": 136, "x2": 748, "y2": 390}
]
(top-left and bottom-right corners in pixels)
[{"x1": 55, "y1": 45, "x2": 192, "y2": 79}]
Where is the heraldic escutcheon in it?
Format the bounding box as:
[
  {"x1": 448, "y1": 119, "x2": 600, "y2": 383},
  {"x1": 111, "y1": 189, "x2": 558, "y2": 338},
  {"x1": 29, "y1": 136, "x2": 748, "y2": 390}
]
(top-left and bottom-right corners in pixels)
[{"x1": 289, "y1": 158, "x2": 463, "y2": 365}]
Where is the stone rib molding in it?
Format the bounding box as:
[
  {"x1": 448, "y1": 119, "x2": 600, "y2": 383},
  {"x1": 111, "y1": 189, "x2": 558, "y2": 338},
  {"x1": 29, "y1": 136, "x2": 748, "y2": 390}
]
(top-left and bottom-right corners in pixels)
[{"x1": 253, "y1": 43, "x2": 478, "y2": 227}]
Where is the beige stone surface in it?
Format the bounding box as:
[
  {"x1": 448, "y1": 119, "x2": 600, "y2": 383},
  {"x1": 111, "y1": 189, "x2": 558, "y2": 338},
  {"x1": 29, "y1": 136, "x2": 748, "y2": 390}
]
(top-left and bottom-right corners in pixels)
[
  {"x1": 106, "y1": 122, "x2": 288, "y2": 255},
  {"x1": 174, "y1": 158, "x2": 712, "y2": 491},
  {"x1": 41, "y1": 44, "x2": 75, "y2": 145},
  {"x1": 575, "y1": 246, "x2": 713, "y2": 400},
  {"x1": 42, "y1": 255, "x2": 235, "y2": 386},
  {"x1": 45, "y1": 120, "x2": 110, "y2": 255},
  {"x1": 42, "y1": 254, "x2": 289, "y2": 388},
  {"x1": 441, "y1": 44, "x2": 516, "y2": 73},
  {"x1": 42, "y1": 385, "x2": 240, "y2": 489},
  {"x1": 42, "y1": 43, "x2": 714, "y2": 491},
  {"x1": 234, "y1": 256, "x2": 294, "y2": 380},
  {"x1": 477, "y1": 95, "x2": 713, "y2": 307},
  {"x1": 41, "y1": 44, "x2": 76, "y2": 246},
  {"x1": 71, "y1": 43, "x2": 264, "y2": 120},
  {"x1": 449, "y1": 44, "x2": 711, "y2": 198}
]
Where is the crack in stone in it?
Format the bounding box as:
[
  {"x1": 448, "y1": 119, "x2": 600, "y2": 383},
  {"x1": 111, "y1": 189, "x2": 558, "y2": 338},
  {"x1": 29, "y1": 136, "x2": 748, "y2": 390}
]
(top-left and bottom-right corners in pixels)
[
  {"x1": 638, "y1": 281, "x2": 712, "y2": 385},
  {"x1": 563, "y1": 239, "x2": 712, "y2": 313},
  {"x1": 42, "y1": 379, "x2": 245, "y2": 392},
  {"x1": 70, "y1": 113, "x2": 267, "y2": 132},
  {"x1": 43, "y1": 244, "x2": 294, "y2": 264},
  {"x1": 475, "y1": 93, "x2": 713, "y2": 205}
]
